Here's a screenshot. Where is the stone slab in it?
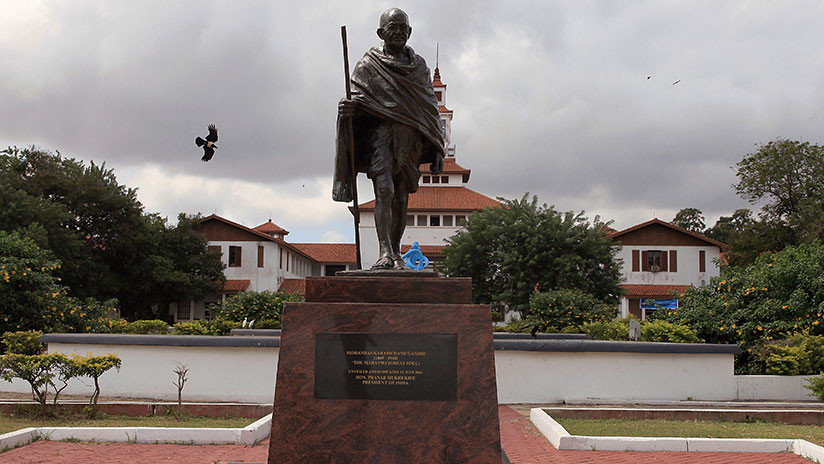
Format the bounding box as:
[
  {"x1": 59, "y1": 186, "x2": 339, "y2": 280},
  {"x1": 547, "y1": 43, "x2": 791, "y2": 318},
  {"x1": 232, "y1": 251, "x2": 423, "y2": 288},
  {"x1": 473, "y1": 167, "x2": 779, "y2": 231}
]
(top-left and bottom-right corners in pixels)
[
  {"x1": 304, "y1": 275, "x2": 472, "y2": 304},
  {"x1": 268, "y1": 300, "x2": 501, "y2": 463}
]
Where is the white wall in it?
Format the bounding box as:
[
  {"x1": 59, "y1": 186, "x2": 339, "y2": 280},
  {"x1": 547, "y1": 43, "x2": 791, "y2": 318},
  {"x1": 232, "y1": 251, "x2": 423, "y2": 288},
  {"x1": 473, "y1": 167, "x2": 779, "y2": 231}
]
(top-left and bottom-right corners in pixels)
[
  {"x1": 0, "y1": 342, "x2": 768, "y2": 404},
  {"x1": 0, "y1": 343, "x2": 280, "y2": 403},
  {"x1": 210, "y1": 241, "x2": 279, "y2": 292},
  {"x1": 495, "y1": 350, "x2": 735, "y2": 403},
  {"x1": 735, "y1": 375, "x2": 816, "y2": 401},
  {"x1": 617, "y1": 245, "x2": 721, "y2": 286}
]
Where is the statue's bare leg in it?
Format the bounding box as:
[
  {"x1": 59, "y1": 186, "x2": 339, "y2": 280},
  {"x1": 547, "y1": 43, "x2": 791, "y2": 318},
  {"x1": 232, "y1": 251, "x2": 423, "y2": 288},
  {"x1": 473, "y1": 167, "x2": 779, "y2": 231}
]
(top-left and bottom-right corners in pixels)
[
  {"x1": 390, "y1": 180, "x2": 409, "y2": 270},
  {"x1": 371, "y1": 172, "x2": 395, "y2": 269}
]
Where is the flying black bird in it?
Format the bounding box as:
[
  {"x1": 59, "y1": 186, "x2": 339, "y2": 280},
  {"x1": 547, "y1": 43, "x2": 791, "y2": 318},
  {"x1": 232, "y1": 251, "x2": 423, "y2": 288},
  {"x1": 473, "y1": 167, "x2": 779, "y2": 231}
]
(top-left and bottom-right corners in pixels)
[
  {"x1": 672, "y1": 79, "x2": 681, "y2": 85},
  {"x1": 195, "y1": 124, "x2": 218, "y2": 162}
]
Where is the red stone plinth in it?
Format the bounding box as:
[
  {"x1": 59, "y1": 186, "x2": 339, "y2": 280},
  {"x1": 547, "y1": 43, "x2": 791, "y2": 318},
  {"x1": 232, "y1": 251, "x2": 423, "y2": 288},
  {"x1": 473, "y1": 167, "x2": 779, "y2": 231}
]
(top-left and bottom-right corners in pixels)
[{"x1": 268, "y1": 276, "x2": 501, "y2": 464}]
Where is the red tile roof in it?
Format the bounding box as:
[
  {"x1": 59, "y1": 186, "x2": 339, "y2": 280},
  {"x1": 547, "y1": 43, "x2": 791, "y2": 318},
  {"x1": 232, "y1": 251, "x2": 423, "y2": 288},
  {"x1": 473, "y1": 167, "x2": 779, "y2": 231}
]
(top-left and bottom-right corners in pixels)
[
  {"x1": 609, "y1": 218, "x2": 726, "y2": 247},
  {"x1": 354, "y1": 187, "x2": 500, "y2": 213},
  {"x1": 254, "y1": 220, "x2": 289, "y2": 236},
  {"x1": 421, "y1": 158, "x2": 471, "y2": 182},
  {"x1": 400, "y1": 244, "x2": 446, "y2": 258},
  {"x1": 279, "y1": 278, "x2": 305, "y2": 295},
  {"x1": 223, "y1": 279, "x2": 251, "y2": 293},
  {"x1": 199, "y1": 215, "x2": 314, "y2": 261},
  {"x1": 290, "y1": 243, "x2": 357, "y2": 264},
  {"x1": 438, "y1": 105, "x2": 453, "y2": 114},
  {"x1": 621, "y1": 284, "x2": 692, "y2": 298}
]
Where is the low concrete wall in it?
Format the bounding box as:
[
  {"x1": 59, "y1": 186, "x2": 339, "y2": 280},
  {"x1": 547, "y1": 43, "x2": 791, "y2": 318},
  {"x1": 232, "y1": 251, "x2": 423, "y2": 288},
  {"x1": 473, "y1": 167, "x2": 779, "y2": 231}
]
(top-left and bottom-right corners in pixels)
[
  {"x1": 735, "y1": 375, "x2": 816, "y2": 401},
  {"x1": 1, "y1": 334, "x2": 745, "y2": 404}
]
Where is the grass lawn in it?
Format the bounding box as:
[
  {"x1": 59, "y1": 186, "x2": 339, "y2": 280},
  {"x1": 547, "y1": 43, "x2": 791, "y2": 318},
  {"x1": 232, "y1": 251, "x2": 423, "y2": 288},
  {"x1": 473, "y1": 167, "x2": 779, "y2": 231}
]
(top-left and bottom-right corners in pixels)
[
  {"x1": 0, "y1": 412, "x2": 258, "y2": 435},
  {"x1": 554, "y1": 416, "x2": 824, "y2": 446}
]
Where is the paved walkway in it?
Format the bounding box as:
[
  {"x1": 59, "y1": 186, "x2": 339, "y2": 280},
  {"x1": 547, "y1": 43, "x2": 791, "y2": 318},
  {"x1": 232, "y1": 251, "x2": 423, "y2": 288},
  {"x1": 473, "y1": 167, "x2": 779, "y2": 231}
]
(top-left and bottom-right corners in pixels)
[{"x1": 0, "y1": 406, "x2": 810, "y2": 463}]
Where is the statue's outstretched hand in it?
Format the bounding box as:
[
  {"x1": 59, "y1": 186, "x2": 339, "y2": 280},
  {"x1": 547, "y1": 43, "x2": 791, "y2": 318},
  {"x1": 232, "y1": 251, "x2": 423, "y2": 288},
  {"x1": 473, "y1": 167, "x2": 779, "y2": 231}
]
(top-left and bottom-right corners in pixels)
[
  {"x1": 430, "y1": 155, "x2": 444, "y2": 176},
  {"x1": 338, "y1": 99, "x2": 357, "y2": 118}
]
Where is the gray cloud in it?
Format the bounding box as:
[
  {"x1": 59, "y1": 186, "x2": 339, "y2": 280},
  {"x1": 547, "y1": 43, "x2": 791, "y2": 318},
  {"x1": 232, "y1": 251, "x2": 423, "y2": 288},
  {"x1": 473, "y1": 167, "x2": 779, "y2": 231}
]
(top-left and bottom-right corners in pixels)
[{"x1": 1, "y1": 1, "x2": 822, "y2": 237}]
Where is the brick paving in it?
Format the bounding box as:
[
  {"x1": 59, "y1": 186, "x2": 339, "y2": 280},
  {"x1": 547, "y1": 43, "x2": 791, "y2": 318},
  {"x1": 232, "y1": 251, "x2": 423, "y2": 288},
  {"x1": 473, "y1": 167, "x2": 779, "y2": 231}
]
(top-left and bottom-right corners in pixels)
[{"x1": 0, "y1": 406, "x2": 812, "y2": 463}]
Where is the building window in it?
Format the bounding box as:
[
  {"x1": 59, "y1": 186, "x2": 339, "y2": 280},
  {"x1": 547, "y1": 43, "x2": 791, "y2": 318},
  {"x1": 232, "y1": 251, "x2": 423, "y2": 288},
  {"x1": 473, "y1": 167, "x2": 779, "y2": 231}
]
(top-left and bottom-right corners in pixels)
[
  {"x1": 647, "y1": 250, "x2": 662, "y2": 271},
  {"x1": 432, "y1": 176, "x2": 440, "y2": 184},
  {"x1": 279, "y1": 248, "x2": 283, "y2": 269},
  {"x1": 456, "y1": 215, "x2": 466, "y2": 226},
  {"x1": 208, "y1": 245, "x2": 221, "y2": 256},
  {"x1": 699, "y1": 250, "x2": 706, "y2": 273},
  {"x1": 407, "y1": 215, "x2": 414, "y2": 226},
  {"x1": 442, "y1": 215, "x2": 453, "y2": 227},
  {"x1": 430, "y1": 215, "x2": 440, "y2": 227},
  {"x1": 257, "y1": 246, "x2": 264, "y2": 268},
  {"x1": 435, "y1": 90, "x2": 442, "y2": 102},
  {"x1": 228, "y1": 246, "x2": 242, "y2": 267},
  {"x1": 441, "y1": 176, "x2": 449, "y2": 184},
  {"x1": 176, "y1": 301, "x2": 191, "y2": 320},
  {"x1": 440, "y1": 119, "x2": 446, "y2": 135},
  {"x1": 423, "y1": 176, "x2": 430, "y2": 184},
  {"x1": 417, "y1": 215, "x2": 427, "y2": 226},
  {"x1": 286, "y1": 251, "x2": 289, "y2": 271}
]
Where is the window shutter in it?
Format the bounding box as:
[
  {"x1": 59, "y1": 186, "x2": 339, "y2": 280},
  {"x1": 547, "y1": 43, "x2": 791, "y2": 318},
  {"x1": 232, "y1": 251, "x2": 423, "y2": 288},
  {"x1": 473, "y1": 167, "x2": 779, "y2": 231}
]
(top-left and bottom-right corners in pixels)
[
  {"x1": 641, "y1": 251, "x2": 649, "y2": 271},
  {"x1": 257, "y1": 246, "x2": 264, "y2": 268},
  {"x1": 660, "y1": 250, "x2": 668, "y2": 272},
  {"x1": 699, "y1": 250, "x2": 706, "y2": 272},
  {"x1": 669, "y1": 250, "x2": 677, "y2": 272},
  {"x1": 632, "y1": 250, "x2": 640, "y2": 272}
]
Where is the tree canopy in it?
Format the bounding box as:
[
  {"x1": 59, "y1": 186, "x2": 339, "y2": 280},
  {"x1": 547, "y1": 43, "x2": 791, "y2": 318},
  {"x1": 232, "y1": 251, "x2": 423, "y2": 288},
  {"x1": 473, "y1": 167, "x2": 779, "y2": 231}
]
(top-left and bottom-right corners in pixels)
[
  {"x1": 442, "y1": 194, "x2": 622, "y2": 315},
  {"x1": 0, "y1": 147, "x2": 224, "y2": 320},
  {"x1": 735, "y1": 138, "x2": 824, "y2": 244},
  {"x1": 671, "y1": 208, "x2": 706, "y2": 233}
]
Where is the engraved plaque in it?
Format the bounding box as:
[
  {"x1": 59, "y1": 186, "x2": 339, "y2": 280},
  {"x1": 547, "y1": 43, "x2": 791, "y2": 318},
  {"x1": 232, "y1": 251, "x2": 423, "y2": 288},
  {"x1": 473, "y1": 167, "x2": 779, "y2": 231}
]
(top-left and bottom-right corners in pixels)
[{"x1": 314, "y1": 332, "x2": 457, "y2": 401}]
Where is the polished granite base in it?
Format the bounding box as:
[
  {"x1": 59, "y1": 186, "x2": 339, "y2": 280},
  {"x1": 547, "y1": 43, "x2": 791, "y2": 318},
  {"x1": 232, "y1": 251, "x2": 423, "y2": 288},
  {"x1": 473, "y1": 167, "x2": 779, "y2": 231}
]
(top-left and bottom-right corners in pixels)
[{"x1": 267, "y1": 276, "x2": 502, "y2": 464}]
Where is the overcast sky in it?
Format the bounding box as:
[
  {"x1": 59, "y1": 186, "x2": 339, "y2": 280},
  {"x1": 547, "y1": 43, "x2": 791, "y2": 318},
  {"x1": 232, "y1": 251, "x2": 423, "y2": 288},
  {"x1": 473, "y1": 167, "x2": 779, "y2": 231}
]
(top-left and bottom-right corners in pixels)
[{"x1": 2, "y1": 1, "x2": 822, "y2": 242}]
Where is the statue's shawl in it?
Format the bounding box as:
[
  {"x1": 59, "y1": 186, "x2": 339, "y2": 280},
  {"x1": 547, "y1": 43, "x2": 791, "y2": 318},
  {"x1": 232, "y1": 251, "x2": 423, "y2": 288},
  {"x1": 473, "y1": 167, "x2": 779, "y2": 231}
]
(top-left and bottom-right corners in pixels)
[{"x1": 333, "y1": 45, "x2": 445, "y2": 203}]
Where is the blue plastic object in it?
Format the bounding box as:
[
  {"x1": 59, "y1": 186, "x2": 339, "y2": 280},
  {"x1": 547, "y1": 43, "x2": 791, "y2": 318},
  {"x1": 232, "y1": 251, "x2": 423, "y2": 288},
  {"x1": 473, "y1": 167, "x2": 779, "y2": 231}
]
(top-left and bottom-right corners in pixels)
[{"x1": 401, "y1": 242, "x2": 429, "y2": 270}]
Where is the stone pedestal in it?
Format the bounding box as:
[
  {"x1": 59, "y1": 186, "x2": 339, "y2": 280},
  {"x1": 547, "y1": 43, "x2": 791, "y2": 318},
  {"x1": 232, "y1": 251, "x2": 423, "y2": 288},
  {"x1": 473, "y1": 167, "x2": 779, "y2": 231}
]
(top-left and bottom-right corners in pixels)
[{"x1": 268, "y1": 276, "x2": 502, "y2": 463}]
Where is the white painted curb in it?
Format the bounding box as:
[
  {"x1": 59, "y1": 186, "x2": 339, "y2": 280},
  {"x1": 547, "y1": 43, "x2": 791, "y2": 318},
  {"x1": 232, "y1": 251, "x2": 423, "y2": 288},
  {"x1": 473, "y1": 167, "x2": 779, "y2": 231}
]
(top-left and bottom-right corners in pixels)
[
  {"x1": 1, "y1": 414, "x2": 272, "y2": 450},
  {"x1": 530, "y1": 407, "x2": 824, "y2": 458},
  {"x1": 0, "y1": 428, "x2": 38, "y2": 451},
  {"x1": 795, "y1": 439, "x2": 824, "y2": 464}
]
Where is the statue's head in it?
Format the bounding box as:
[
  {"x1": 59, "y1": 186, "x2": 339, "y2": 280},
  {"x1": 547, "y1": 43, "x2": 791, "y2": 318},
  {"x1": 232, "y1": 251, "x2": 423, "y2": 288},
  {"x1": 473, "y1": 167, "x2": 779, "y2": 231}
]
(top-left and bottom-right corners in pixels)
[{"x1": 377, "y1": 8, "x2": 411, "y2": 51}]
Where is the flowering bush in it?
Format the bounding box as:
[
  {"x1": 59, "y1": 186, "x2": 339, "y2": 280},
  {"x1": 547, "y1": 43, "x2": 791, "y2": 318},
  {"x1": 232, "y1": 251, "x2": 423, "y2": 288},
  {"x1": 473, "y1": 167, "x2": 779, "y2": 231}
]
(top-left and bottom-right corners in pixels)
[
  {"x1": 641, "y1": 320, "x2": 701, "y2": 343},
  {"x1": 211, "y1": 290, "x2": 303, "y2": 324},
  {"x1": 650, "y1": 241, "x2": 824, "y2": 371},
  {"x1": 527, "y1": 289, "x2": 617, "y2": 333}
]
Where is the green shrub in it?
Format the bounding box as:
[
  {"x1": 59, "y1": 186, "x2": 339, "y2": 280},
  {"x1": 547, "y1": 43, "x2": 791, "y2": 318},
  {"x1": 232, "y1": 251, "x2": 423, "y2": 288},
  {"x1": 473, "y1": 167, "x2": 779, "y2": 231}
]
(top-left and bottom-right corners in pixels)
[
  {"x1": 497, "y1": 318, "x2": 529, "y2": 333},
  {"x1": 211, "y1": 291, "x2": 303, "y2": 324},
  {"x1": 2, "y1": 331, "x2": 45, "y2": 355},
  {"x1": 560, "y1": 325, "x2": 582, "y2": 334},
  {"x1": 122, "y1": 319, "x2": 169, "y2": 334},
  {"x1": 528, "y1": 289, "x2": 616, "y2": 333},
  {"x1": 251, "y1": 319, "x2": 281, "y2": 330},
  {"x1": 582, "y1": 319, "x2": 630, "y2": 341},
  {"x1": 204, "y1": 319, "x2": 240, "y2": 336},
  {"x1": 641, "y1": 320, "x2": 701, "y2": 343},
  {"x1": 172, "y1": 321, "x2": 210, "y2": 335},
  {"x1": 0, "y1": 352, "x2": 64, "y2": 412},
  {"x1": 761, "y1": 344, "x2": 807, "y2": 375},
  {"x1": 755, "y1": 334, "x2": 824, "y2": 375},
  {"x1": 805, "y1": 375, "x2": 824, "y2": 402}
]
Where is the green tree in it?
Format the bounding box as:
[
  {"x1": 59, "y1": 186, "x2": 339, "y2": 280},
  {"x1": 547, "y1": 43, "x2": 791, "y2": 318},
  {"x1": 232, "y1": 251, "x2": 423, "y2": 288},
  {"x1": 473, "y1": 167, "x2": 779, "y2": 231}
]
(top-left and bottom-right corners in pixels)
[
  {"x1": 735, "y1": 139, "x2": 824, "y2": 244},
  {"x1": 442, "y1": 194, "x2": 622, "y2": 315},
  {"x1": 671, "y1": 208, "x2": 706, "y2": 233},
  {"x1": 0, "y1": 147, "x2": 224, "y2": 320}
]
